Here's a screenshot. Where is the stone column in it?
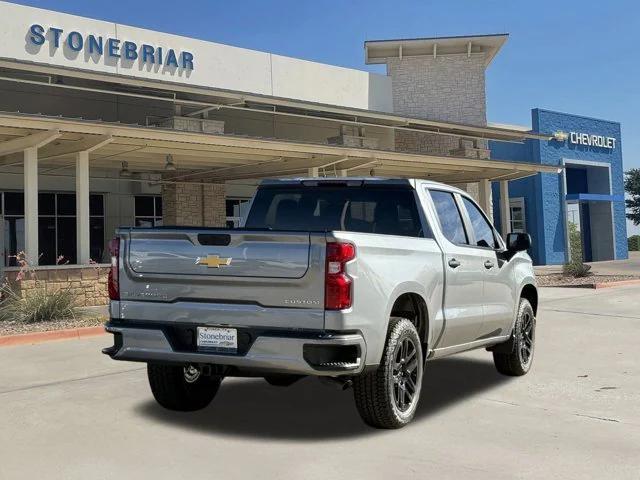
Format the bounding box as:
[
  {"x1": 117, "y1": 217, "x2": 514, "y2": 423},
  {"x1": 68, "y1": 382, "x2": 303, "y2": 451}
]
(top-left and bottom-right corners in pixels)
[
  {"x1": 478, "y1": 179, "x2": 493, "y2": 222},
  {"x1": 162, "y1": 180, "x2": 226, "y2": 227},
  {"x1": 75, "y1": 150, "x2": 91, "y2": 264},
  {"x1": 385, "y1": 54, "x2": 490, "y2": 190},
  {"x1": 203, "y1": 183, "x2": 226, "y2": 227},
  {"x1": 500, "y1": 180, "x2": 511, "y2": 240},
  {"x1": 24, "y1": 146, "x2": 39, "y2": 265}
]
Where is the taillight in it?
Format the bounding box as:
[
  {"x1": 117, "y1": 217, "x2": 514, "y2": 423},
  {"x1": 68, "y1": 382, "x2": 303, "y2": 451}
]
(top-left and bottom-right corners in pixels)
[
  {"x1": 325, "y1": 242, "x2": 355, "y2": 310},
  {"x1": 108, "y1": 237, "x2": 120, "y2": 300}
]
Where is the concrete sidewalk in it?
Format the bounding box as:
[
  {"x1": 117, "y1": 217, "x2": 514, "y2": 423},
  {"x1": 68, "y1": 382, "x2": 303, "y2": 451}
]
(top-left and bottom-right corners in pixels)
[{"x1": 0, "y1": 286, "x2": 639, "y2": 479}]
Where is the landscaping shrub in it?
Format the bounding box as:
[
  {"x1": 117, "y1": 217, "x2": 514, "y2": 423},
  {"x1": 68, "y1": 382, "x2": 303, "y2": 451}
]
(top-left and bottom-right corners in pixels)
[
  {"x1": 562, "y1": 261, "x2": 592, "y2": 278},
  {"x1": 0, "y1": 251, "x2": 80, "y2": 323},
  {"x1": 628, "y1": 235, "x2": 640, "y2": 252},
  {"x1": 0, "y1": 283, "x2": 77, "y2": 323}
]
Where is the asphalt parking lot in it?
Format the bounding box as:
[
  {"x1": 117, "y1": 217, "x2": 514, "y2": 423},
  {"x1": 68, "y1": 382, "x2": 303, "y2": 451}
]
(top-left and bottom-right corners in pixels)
[{"x1": 1, "y1": 286, "x2": 639, "y2": 480}]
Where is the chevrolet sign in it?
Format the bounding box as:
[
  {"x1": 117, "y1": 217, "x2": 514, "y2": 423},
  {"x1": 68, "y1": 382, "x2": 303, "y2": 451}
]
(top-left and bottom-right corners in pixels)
[{"x1": 569, "y1": 132, "x2": 616, "y2": 150}]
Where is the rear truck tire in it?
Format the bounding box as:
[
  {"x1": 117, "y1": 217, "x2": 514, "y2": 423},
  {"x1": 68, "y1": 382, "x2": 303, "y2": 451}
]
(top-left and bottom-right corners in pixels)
[
  {"x1": 147, "y1": 363, "x2": 222, "y2": 411},
  {"x1": 492, "y1": 298, "x2": 536, "y2": 376},
  {"x1": 353, "y1": 317, "x2": 424, "y2": 429},
  {"x1": 264, "y1": 374, "x2": 304, "y2": 387}
]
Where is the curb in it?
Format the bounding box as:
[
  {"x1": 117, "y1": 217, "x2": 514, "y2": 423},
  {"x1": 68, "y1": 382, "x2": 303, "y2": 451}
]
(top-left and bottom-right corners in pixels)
[
  {"x1": 546, "y1": 279, "x2": 640, "y2": 289},
  {"x1": 0, "y1": 325, "x2": 107, "y2": 347},
  {"x1": 592, "y1": 279, "x2": 640, "y2": 289}
]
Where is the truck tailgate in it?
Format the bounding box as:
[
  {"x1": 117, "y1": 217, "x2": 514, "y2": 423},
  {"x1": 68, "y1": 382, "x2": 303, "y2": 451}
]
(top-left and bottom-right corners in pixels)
[
  {"x1": 119, "y1": 229, "x2": 326, "y2": 314},
  {"x1": 128, "y1": 230, "x2": 311, "y2": 278}
]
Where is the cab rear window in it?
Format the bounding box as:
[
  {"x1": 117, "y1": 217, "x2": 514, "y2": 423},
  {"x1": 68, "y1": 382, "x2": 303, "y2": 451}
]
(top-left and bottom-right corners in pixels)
[{"x1": 245, "y1": 186, "x2": 427, "y2": 237}]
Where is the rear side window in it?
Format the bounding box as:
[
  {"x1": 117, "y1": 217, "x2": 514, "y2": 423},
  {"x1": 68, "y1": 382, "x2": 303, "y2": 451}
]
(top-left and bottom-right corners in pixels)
[
  {"x1": 461, "y1": 197, "x2": 498, "y2": 249},
  {"x1": 429, "y1": 190, "x2": 468, "y2": 245},
  {"x1": 245, "y1": 186, "x2": 426, "y2": 237}
]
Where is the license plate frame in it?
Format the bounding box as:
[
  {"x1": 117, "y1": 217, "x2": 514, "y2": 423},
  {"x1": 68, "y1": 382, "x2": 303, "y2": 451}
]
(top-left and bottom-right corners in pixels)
[{"x1": 196, "y1": 326, "x2": 238, "y2": 353}]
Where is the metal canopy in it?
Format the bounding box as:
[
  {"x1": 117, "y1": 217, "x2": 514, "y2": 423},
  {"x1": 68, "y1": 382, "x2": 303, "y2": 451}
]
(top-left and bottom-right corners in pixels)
[
  {"x1": 0, "y1": 111, "x2": 560, "y2": 184},
  {"x1": 0, "y1": 59, "x2": 550, "y2": 143},
  {"x1": 365, "y1": 34, "x2": 509, "y2": 67}
]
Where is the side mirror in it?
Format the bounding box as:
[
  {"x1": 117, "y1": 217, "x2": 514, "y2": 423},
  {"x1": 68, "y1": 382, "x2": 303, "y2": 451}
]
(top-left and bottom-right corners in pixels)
[{"x1": 507, "y1": 232, "x2": 531, "y2": 252}]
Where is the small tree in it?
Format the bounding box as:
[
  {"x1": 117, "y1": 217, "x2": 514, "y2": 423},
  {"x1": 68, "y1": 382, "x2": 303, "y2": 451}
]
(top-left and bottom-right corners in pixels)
[
  {"x1": 563, "y1": 221, "x2": 591, "y2": 277},
  {"x1": 625, "y1": 169, "x2": 640, "y2": 226}
]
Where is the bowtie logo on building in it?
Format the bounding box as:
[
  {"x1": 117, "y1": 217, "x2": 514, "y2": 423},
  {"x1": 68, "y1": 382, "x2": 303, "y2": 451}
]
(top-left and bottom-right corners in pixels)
[{"x1": 552, "y1": 131, "x2": 569, "y2": 142}]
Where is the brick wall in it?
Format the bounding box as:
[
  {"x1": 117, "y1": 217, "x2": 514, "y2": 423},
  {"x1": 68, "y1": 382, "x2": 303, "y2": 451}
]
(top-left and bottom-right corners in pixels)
[
  {"x1": 5, "y1": 266, "x2": 109, "y2": 307},
  {"x1": 162, "y1": 180, "x2": 226, "y2": 227},
  {"x1": 203, "y1": 183, "x2": 227, "y2": 227},
  {"x1": 387, "y1": 53, "x2": 489, "y2": 201}
]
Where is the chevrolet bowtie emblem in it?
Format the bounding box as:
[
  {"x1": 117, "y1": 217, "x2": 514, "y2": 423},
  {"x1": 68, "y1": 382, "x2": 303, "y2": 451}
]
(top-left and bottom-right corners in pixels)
[{"x1": 196, "y1": 255, "x2": 232, "y2": 268}]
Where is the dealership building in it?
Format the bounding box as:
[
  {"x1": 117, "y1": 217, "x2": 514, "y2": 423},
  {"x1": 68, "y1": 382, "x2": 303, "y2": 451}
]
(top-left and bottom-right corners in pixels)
[{"x1": 0, "y1": 1, "x2": 628, "y2": 304}]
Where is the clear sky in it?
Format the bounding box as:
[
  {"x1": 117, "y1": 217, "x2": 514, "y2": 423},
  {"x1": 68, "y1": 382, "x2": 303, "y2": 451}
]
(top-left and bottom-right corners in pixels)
[{"x1": 9, "y1": 0, "x2": 640, "y2": 234}]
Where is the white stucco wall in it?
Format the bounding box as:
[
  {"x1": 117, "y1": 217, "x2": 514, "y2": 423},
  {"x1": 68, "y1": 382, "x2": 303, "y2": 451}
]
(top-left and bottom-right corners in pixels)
[{"x1": 0, "y1": 1, "x2": 393, "y2": 112}]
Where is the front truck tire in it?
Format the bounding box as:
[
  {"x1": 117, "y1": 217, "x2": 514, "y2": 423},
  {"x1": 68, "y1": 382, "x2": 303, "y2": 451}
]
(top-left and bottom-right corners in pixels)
[
  {"x1": 492, "y1": 298, "x2": 536, "y2": 376},
  {"x1": 147, "y1": 363, "x2": 222, "y2": 411},
  {"x1": 353, "y1": 317, "x2": 424, "y2": 429}
]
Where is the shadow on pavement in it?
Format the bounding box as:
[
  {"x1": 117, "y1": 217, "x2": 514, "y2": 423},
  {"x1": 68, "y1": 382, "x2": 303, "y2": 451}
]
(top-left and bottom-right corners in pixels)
[{"x1": 136, "y1": 356, "x2": 512, "y2": 441}]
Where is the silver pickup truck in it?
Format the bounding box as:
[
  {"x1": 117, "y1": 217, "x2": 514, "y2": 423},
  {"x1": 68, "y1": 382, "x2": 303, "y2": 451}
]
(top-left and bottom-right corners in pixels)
[{"x1": 104, "y1": 178, "x2": 537, "y2": 429}]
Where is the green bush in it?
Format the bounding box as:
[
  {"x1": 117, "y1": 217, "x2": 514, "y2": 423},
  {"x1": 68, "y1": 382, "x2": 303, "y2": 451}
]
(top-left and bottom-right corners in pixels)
[
  {"x1": 567, "y1": 221, "x2": 583, "y2": 262},
  {"x1": 628, "y1": 235, "x2": 640, "y2": 252},
  {"x1": 562, "y1": 261, "x2": 592, "y2": 278},
  {"x1": 0, "y1": 283, "x2": 77, "y2": 323}
]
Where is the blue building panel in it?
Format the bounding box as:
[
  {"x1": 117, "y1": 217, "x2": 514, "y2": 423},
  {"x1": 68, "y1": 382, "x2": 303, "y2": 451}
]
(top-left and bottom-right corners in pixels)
[
  {"x1": 565, "y1": 194, "x2": 625, "y2": 202},
  {"x1": 489, "y1": 108, "x2": 628, "y2": 265}
]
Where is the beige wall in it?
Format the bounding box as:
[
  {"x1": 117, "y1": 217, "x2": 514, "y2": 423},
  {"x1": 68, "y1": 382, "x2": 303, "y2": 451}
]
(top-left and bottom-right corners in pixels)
[{"x1": 0, "y1": 1, "x2": 393, "y2": 112}]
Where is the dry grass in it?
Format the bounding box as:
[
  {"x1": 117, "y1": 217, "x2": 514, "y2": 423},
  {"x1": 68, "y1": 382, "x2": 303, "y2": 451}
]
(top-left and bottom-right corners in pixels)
[
  {"x1": 0, "y1": 315, "x2": 106, "y2": 336},
  {"x1": 0, "y1": 283, "x2": 77, "y2": 324}
]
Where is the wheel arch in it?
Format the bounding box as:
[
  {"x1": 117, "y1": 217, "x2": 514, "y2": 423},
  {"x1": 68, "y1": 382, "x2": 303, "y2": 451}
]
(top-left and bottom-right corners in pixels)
[
  {"x1": 520, "y1": 284, "x2": 538, "y2": 316},
  {"x1": 388, "y1": 291, "x2": 430, "y2": 358}
]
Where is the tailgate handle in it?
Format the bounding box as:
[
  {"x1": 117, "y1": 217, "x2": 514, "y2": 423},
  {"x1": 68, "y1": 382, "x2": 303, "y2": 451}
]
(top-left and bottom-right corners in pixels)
[{"x1": 198, "y1": 234, "x2": 231, "y2": 246}]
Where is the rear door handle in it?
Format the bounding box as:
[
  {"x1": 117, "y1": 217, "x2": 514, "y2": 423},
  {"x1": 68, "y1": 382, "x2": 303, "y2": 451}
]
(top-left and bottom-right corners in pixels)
[
  {"x1": 484, "y1": 260, "x2": 494, "y2": 269},
  {"x1": 448, "y1": 258, "x2": 461, "y2": 269}
]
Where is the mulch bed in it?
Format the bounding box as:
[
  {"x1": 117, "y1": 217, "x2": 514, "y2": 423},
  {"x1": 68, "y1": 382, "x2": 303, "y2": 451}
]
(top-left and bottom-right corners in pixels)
[
  {"x1": 536, "y1": 274, "x2": 640, "y2": 288},
  {"x1": 0, "y1": 315, "x2": 106, "y2": 336}
]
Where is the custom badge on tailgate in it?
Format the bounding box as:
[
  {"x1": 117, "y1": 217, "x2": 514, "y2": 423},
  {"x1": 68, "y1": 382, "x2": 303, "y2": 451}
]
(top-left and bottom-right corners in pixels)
[{"x1": 195, "y1": 255, "x2": 232, "y2": 268}]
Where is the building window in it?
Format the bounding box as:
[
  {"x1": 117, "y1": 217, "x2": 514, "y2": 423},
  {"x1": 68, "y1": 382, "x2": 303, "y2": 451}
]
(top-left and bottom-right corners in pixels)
[
  {"x1": 226, "y1": 198, "x2": 250, "y2": 228},
  {"x1": 1, "y1": 192, "x2": 105, "y2": 266},
  {"x1": 135, "y1": 196, "x2": 163, "y2": 227},
  {"x1": 509, "y1": 198, "x2": 526, "y2": 233}
]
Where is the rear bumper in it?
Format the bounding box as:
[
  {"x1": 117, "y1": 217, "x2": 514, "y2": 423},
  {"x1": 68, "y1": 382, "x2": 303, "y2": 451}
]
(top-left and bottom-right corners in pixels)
[{"x1": 103, "y1": 321, "x2": 366, "y2": 376}]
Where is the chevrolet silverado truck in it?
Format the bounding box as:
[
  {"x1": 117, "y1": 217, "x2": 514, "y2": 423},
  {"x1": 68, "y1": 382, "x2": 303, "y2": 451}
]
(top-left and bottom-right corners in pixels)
[{"x1": 103, "y1": 178, "x2": 537, "y2": 429}]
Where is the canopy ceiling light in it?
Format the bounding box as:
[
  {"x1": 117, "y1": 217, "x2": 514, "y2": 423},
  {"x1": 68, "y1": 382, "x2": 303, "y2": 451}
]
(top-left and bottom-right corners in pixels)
[
  {"x1": 165, "y1": 154, "x2": 176, "y2": 171},
  {"x1": 119, "y1": 161, "x2": 132, "y2": 177}
]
